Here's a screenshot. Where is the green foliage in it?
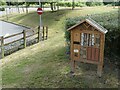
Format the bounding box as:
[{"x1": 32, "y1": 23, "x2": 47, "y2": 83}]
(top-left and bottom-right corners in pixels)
[
  {"x1": 75, "y1": 2, "x2": 86, "y2": 7},
  {"x1": 58, "y1": 2, "x2": 72, "y2": 7},
  {"x1": 104, "y1": 2, "x2": 120, "y2": 6},
  {"x1": 0, "y1": 7, "x2": 5, "y2": 11},
  {"x1": 65, "y1": 10, "x2": 119, "y2": 55},
  {"x1": 58, "y1": 2, "x2": 103, "y2": 7},
  {"x1": 65, "y1": 2, "x2": 72, "y2": 7},
  {"x1": 86, "y1": 2, "x2": 103, "y2": 6},
  {"x1": 0, "y1": 0, "x2": 6, "y2": 6}
]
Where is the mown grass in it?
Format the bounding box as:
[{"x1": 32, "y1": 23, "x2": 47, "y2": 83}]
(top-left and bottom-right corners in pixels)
[{"x1": 1, "y1": 6, "x2": 119, "y2": 88}]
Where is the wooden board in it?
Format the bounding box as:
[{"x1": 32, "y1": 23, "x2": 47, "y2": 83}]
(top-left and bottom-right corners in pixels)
[{"x1": 73, "y1": 44, "x2": 80, "y2": 60}]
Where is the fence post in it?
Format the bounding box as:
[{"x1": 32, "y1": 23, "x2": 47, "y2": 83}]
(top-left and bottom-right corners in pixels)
[
  {"x1": 46, "y1": 26, "x2": 48, "y2": 40},
  {"x1": 23, "y1": 30, "x2": 26, "y2": 48},
  {"x1": 43, "y1": 26, "x2": 44, "y2": 40},
  {"x1": 38, "y1": 26, "x2": 40, "y2": 42},
  {"x1": 1, "y1": 36, "x2": 4, "y2": 58}
]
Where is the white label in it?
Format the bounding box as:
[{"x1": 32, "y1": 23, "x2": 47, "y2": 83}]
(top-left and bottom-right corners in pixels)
[{"x1": 74, "y1": 49, "x2": 79, "y2": 53}]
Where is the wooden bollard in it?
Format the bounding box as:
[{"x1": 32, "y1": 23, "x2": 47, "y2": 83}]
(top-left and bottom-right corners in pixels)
[
  {"x1": 46, "y1": 26, "x2": 48, "y2": 40},
  {"x1": 1, "y1": 36, "x2": 4, "y2": 58},
  {"x1": 23, "y1": 30, "x2": 26, "y2": 48},
  {"x1": 38, "y1": 26, "x2": 40, "y2": 42},
  {"x1": 43, "y1": 26, "x2": 44, "y2": 40}
]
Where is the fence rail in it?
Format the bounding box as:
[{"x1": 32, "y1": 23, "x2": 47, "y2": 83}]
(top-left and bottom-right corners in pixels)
[{"x1": 0, "y1": 26, "x2": 48, "y2": 59}]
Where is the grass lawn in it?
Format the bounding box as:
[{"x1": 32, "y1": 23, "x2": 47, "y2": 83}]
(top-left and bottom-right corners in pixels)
[{"x1": 1, "y1": 6, "x2": 119, "y2": 88}]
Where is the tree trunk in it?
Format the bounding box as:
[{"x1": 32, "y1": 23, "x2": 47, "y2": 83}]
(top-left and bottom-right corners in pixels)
[
  {"x1": 53, "y1": 3, "x2": 56, "y2": 10},
  {"x1": 57, "y1": 2, "x2": 59, "y2": 10},
  {"x1": 72, "y1": 0, "x2": 75, "y2": 10},
  {"x1": 17, "y1": 0, "x2": 20, "y2": 13},
  {"x1": 25, "y1": 1, "x2": 28, "y2": 14},
  {"x1": 22, "y1": 4, "x2": 24, "y2": 13},
  {"x1": 50, "y1": 3, "x2": 54, "y2": 11}
]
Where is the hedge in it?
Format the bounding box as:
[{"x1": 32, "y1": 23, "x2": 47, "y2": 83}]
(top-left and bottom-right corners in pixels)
[
  {"x1": 65, "y1": 10, "x2": 120, "y2": 56},
  {"x1": 0, "y1": 7, "x2": 5, "y2": 11}
]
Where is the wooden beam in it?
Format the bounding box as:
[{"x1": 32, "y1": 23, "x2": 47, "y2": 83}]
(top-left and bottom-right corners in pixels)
[{"x1": 97, "y1": 34, "x2": 105, "y2": 77}]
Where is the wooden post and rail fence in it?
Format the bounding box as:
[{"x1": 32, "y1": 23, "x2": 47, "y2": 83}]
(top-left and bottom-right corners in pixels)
[{"x1": 0, "y1": 26, "x2": 48, "y2": 59}]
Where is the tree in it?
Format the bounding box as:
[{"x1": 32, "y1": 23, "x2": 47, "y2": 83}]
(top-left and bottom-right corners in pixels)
[
  {"x1": 0, "y1": 0, "x2": 6, "y2": 6},
  {"x1": 72, "y1": 0, "x2": 75, "y2": 10}
]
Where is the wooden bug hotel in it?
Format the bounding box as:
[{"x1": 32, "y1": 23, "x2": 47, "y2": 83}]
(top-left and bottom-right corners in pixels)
[{"x1": 68, "y1": 18, "x2": 108, "y2": 77}]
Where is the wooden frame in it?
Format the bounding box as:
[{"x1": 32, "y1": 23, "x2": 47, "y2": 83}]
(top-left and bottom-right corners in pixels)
[{"x1": 68, "y1": 19, "x2": 108, "y2": 77}]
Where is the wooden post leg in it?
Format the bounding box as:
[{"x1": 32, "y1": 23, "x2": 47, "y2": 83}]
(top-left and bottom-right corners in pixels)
[
  {"x1": 71, "y1": 60, "x2": 76, "y2": 73},
  {"x1": 97, "y1": 63, "x2": 103, "y2": 77}
]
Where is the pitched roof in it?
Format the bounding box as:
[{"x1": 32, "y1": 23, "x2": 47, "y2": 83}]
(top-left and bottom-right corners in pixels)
[{"x1": 67, "y1": 18, "x2": 108, "y2": 34}]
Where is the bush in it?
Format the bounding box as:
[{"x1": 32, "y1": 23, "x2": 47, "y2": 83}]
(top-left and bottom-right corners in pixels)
[
  {"x1": 65, "y1": 11, "x2": 120, "y2": 56},
  {"x1": 58, "y1": 2, "x2": 103, "y2": 7},
  {"x1": 65, "y1": 2, "x2": 72, "y2": 7},
  {"x1": 0, "y1": 7, "x2": 5, "y2": 11},
  {"x1": 104, "y1": 2, "x2": 120, "y2": 6},
  {"x1": 75, "y1": 2, "x2": 86, "y2": 7},
  {"x1": 0, "y1": 0, "x2": 6, "y2": 6},
  {"x1": 86, "y1": 2, "x2": 103, "y2": 6},
  {"x1": 58, "y1": 2, "x2": 72, "y2": 7}
]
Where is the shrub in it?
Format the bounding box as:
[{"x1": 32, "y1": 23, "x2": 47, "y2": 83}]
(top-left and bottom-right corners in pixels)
[
  {"x1": 65, "y1": 2, "x2": 72, "y2": 7},
  {"x1": 58, "y1": 2, "x2": 72, "y2": 7},
  {"x1": 75, "y1": 2, "x2": 86, "y2": 7},
  {"x1": 86, "y1": 2, "x2": 103, "y2": 6},
  {"x1": 0, "y1": 7, "x2": 5, "y2": 11},
  {"x1": 65, "y1": 11, "x2": 120, "y2": 56}
]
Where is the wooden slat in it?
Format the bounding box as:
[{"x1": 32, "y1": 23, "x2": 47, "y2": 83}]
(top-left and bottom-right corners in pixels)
[
  {"x1": 4, "y1": 38, "x2": 23, "y2": 46},
  {"x1": 94, "y1": 48, "x2": 99, "y2": 61},
  {"x1": 4, "y1": 32, "x2": 23, "y2": 39},
  {"x1": 79, "y1": 30, "x2": 100, "y2": 34},
  {"x1": 26, "y1": 32, "x2": 38, "y2": 38},
  {"x1": 74, "y1": 33, "x2": 80, "y2": 42},
  {"x1": 91, "y1": 47, "x2": 95, "y2": 60},
  {"x1": 25, "y1": 28, "x2": 36, "y2": 32},
  {"x1": 87, "y1": 47, "x2": 91, "y2": 60},
  {"x1": 27, "y1": 35, "x2": 38, "y2": 41},
  {"x1": 83, "y1": 23, "x2": 91, "y2": 29},
  {"x1": 73, "y1": 44, "x2": 80, "y2": 60}
]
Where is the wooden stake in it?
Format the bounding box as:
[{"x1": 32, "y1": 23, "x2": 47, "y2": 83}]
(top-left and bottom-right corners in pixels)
[
  {"x1": 1, "y1": 36, "x2": 4, "y2": 58},
  {"x1": 23, "y1": 30, "x2": 26, "y2": 48},
  {"x1": 38, "y1": 26, "x2": 40, "y2": 42},
  {"x1": 43, "y1": 26, "x2": 44, "y2": 40},
  {"x1": 46, "y1": 26, "x2": 48, "y2": 40}
]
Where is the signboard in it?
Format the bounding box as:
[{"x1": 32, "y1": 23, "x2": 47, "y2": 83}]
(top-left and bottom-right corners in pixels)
[{"x1": 37, "y1": 8, "x2": 43, "y2": 15}]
